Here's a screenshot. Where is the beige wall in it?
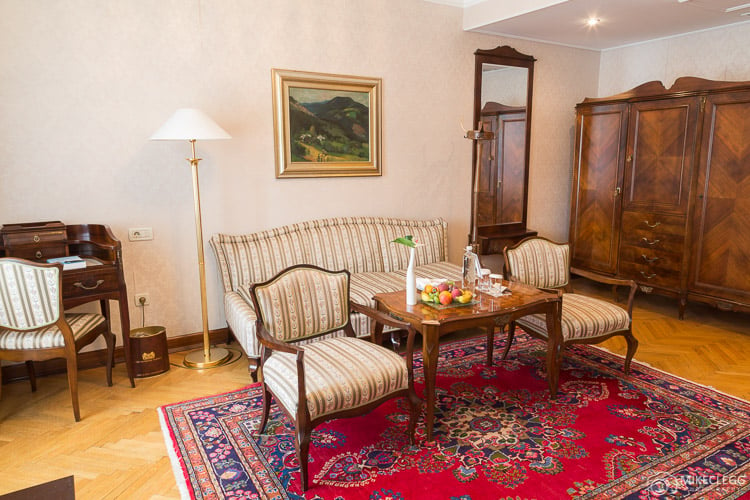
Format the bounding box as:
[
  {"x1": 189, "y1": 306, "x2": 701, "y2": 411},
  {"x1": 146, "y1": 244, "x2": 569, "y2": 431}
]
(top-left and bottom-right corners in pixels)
[
  {"x1": 0, "y1": 0, "x2": 600, "y2": 344},
  {"x1": 598, "y1": 23, "x2": 750, "y2": 95}
]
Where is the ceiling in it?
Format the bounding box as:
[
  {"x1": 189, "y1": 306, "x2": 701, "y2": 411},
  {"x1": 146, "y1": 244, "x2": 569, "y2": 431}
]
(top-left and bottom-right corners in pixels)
[{"x1": 450, "y1": 0, "x2": 750, "y2": 50}]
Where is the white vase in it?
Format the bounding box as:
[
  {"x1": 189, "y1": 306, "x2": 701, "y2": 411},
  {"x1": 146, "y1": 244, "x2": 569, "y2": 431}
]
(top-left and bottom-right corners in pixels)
[{"x1": 406, "y1": 247, "x2": 417, "y2": 305}]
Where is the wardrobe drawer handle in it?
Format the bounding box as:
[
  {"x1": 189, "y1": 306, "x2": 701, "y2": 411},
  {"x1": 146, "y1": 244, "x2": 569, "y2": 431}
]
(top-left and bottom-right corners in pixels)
[
  {"x1": 641, "y1": 254, "x2": 660, "y2": 263},
  {"x1": 35, "y1": 250, "x2": 43, "y2": 259},
  {"x1": 644, "y1": 220, "x2": 661, "y2": 228},
  {"x1": 73, "y1": 279, "x2": 104, "y2": 290},
  {"x1": 641, "y1": 238, "x2": 660, "y2": 246},
  {"x1": 640, "y1": 271, "x2": 657, "y2": 279}
]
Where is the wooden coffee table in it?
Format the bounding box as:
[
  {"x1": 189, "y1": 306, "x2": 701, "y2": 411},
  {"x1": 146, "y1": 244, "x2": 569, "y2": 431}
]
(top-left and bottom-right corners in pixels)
[{"x1": 372, "y1": 283, "x2": 561, "y2": 441}]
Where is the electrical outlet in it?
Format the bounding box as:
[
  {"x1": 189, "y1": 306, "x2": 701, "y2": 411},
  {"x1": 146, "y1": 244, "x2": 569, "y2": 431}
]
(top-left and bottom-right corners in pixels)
[
  {"x1": 134, "y1": 293, "x2": 150, "y2": 306},
  {"x1": 128, "y1": 227, "x2": 153, "y2": 241}
]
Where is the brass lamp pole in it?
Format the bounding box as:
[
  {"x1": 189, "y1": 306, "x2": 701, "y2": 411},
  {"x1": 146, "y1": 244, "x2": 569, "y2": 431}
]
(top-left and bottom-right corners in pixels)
[{"x1": 151, "y1": 108, "x2": 232, "y2": 369}]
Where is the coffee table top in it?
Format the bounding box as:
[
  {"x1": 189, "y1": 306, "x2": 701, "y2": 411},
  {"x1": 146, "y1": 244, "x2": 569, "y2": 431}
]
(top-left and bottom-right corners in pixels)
[{"x1": 373, "y1": 282, "x2": 559, "y2": 326}]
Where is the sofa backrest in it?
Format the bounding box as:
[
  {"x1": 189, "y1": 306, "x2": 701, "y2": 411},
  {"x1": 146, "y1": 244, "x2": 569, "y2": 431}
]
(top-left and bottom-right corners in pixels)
[{"x1": 210, "y1": 216, "x2": 449, "y2": 293}]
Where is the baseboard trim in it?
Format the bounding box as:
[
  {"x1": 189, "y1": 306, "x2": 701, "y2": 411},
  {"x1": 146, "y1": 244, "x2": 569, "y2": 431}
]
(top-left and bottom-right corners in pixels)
[{"x1": 1, "y1": 328, "x2": 230, "y2": 384}]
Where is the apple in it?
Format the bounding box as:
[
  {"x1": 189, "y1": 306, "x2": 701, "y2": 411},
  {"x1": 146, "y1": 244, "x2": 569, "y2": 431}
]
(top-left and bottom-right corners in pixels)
[
  {"x1": 437, "y1": 283, "x2": 450, "y2": 293},
  {"x1": 439, "y1": 290, "x2": 453, "y2": 305},
  {"x1": 451, "y1": 288, "x2": 462, "y2": 299}
]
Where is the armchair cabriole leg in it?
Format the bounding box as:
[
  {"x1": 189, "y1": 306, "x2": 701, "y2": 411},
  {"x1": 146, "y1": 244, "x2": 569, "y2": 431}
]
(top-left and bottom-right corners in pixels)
[
  {"x1": 297, "y1": 426, "x2": 312, "y2": 491},
  {"x1": 624, "y1": 332, "x2": 639, "y2": 374},
  {"x1": 258, "y1": 387, "x2": 271, "y2": 434}
]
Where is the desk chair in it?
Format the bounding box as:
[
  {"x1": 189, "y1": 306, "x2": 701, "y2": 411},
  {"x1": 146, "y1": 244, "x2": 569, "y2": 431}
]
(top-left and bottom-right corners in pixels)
[{"x1": 0, "y1": 258, "x2": 115, "y2": 421}]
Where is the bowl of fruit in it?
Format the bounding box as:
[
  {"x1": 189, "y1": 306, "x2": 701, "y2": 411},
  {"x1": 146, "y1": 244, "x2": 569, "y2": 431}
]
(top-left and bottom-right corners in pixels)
[{"x1": 420, "y1": 281, "x2": 474, "y2": 307}]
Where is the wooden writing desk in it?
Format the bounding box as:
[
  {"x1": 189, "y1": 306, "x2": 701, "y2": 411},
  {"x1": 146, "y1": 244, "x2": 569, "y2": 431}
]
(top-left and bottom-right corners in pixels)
[{"x1": 1, "y1": 223, "x2": 135, "y2": 387}]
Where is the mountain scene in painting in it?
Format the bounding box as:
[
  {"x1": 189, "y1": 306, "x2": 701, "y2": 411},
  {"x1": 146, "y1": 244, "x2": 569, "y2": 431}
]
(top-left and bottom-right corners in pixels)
[{"x1": 288, "y1": 90, "x2": 370, "y2": 162}]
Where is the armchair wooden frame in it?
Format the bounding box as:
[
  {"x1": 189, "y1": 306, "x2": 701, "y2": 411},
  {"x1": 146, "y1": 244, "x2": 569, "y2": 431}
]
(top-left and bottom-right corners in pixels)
[
  {"x1": 248, "y1": 264, "x2": 422, "y2": 491},
  {"x1": 0, "y1": 258, "x2": 115, "y2": 421},
  {"x1": 502, "y1": 237, "x2": 639, "y2": 396}
]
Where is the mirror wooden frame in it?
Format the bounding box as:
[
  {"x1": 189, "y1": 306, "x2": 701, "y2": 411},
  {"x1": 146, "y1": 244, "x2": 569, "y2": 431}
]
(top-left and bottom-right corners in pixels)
[{"x1": 470, "y1": 46, "x2": 536, "y2": 253}]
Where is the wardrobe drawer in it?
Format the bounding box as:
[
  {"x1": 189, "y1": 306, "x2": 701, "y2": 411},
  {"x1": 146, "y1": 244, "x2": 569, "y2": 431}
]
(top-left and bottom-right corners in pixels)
[
  {"x1": 619, "y1": 244, "x2": 683, "y2": 273},
  {"x1": 620, "y1": 211, "x2": 686, "y2": 250},
  {"x1": 618, "y1": 259, "x2": 681, "y2": 288},
  {"x1": 621, "y1": 211, "x2": 686, "y2": 237}
]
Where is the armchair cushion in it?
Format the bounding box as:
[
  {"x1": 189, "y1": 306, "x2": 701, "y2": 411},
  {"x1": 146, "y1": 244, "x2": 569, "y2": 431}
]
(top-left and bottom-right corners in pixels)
[
  {"x1": 517, "y1": 293, "x2": 630, "y2": 341},
  {"x1": 262, "y1": 337, "x2": 409, "y2": 420},
  {"x1": 0, "y1": 313, "x2": 105, "y2": 350},
  {"x1": 505, "y1": 237, "x2": 570, "y2": 289}
]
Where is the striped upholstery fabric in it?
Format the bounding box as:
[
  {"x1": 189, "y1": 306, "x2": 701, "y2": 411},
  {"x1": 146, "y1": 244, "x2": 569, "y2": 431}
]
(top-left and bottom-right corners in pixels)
[
  {"x1": 505, "y1": 238, "x2": 570, "y2": 289},
  {"x1": 211, "y1": 217, "x2": 454, "y2": 358},
  {"x1": 0, "y1": 313, "x2": 106, "y2": 349},
  {"x1": 210, "y1": 217, "x2": 448, "y2": 293},
  {"x1": 517, "y1": 293, "x2": 630, "y2": 341},
  {"x1": 0, "y1": 261, "x2": 60, "y2": 330},
  {"x1": 253, "y1": 268, "x2": 349, "y2": 342},
  {"x1": 263, "y1": 337, "x2": 408, "y2": 420}
]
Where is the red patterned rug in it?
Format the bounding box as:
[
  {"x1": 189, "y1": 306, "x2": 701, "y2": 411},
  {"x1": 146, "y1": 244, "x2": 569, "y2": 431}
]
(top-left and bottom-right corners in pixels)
[{"x1": 158, "y1": 331, "x2": 750, "y2": 499}]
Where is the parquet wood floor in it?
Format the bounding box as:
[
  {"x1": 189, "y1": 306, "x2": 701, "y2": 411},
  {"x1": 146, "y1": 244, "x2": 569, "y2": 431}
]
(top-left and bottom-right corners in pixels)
[{"x1": 0, "y1": 283, "x2": 748, "y2": 498}]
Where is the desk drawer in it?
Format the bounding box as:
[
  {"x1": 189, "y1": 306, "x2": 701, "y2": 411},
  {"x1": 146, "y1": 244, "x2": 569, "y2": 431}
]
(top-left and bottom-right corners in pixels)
[
  {"x1": 7, "y1": 244, "x2": 68, "y2": 262},
  {"x1": 2, "y1": 228, "x2": 66, "y2": 247},
  {"x1": 62, "y1": 266, "x2": 119, "y2": 297}
]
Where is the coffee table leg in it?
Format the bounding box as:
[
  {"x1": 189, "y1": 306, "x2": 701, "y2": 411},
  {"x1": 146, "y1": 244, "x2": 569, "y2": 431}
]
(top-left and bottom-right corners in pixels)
[
  {"x1": 422, "y1": 324, "x2": 440, "y2": 441},
  {"x1": 486, "y1": 321, "x2": 496, "y2": 366}
]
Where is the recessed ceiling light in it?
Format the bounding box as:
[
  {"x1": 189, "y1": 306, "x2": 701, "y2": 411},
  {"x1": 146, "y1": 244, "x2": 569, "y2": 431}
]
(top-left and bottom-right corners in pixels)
[{"x1": 586, "y1": 17, "x2": 600, "y2": 27}]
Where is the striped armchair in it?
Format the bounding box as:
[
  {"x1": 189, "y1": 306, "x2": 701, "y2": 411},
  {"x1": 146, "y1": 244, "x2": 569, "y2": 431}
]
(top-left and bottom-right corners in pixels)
[
  {"x1": 0, "y1": 258, "x2": 115, "y2": 421},
  {"x1": 503, "y1": 237, "x2": 639, "y2": 396},
  {"x1": 248, "y1": 265, "x2": 421, "y2": 492},
  {"x1": 210, "y1": 217, "x2": 462, "y2": 379}
]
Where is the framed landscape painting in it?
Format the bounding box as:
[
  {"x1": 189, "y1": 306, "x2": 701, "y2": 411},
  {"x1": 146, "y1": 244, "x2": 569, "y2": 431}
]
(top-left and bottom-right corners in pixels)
[{"x1": 272, "y1": 69, "x2": 382, "y2": 178}]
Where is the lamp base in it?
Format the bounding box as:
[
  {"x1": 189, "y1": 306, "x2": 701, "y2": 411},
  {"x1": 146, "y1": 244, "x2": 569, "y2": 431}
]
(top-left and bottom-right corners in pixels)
[{"x1": 182, "y1": 346, "x2": 232, "y2": 369}]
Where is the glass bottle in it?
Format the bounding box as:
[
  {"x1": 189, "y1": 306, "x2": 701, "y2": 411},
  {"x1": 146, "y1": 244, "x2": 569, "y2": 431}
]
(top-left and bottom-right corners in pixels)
[{"x1": 462, "y1": 245, "x2": 481, "y2": 293}]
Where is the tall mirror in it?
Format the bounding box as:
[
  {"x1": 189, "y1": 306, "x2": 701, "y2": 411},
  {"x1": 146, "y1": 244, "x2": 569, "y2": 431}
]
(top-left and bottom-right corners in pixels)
[{"x1": 470, "y1": 46, "x2": 537, "y2": 255}]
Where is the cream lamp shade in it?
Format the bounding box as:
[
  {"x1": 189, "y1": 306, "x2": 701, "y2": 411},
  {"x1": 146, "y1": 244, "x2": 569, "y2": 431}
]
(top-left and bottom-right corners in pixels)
[{"x1": 150, "y1": 108, "x2": 231, "y2": 141}]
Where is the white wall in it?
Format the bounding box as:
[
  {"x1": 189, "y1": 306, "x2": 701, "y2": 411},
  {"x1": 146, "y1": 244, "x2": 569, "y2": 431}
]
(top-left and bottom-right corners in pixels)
[{"x1": 0, "y1": 0, "x2": 599, "y2": 344}]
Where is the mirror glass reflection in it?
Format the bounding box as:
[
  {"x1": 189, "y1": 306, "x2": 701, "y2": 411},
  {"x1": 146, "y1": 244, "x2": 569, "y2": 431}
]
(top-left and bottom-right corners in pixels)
[{"x1": 478, "y1": 64, "x2": 528, "y2": 226}]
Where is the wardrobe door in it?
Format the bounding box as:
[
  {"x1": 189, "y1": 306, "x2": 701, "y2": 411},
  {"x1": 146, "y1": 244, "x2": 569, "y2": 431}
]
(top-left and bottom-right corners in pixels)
[
  {"x1": 622, "y1": 97, "x2": 701, "y2": 216},
  {"x1": 690, "y1": 91, "x2": 750, "y2": 304},
  {"x1": 570, "y1": 103, "x2": 629, "y2": 274}
]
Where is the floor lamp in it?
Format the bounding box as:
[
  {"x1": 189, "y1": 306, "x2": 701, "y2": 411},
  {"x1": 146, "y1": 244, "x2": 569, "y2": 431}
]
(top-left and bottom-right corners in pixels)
[
  {"x1": 150, "y1": 108, "x2": 232, "y2": 369},
  {"x1": 465, "y1": 124, "x2": 495, "y2": 249}
]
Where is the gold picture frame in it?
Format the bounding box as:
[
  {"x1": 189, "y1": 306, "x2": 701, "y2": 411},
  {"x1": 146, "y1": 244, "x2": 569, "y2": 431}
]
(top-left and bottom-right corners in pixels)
[{"x1": 272, "y1": 69, "x2": 382, "y2": 178}]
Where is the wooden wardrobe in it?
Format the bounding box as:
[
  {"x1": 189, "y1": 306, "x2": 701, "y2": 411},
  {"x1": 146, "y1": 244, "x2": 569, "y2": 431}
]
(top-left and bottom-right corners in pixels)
[{"x1": 569, "y1": 77, "x2": 750, "y2": 318}]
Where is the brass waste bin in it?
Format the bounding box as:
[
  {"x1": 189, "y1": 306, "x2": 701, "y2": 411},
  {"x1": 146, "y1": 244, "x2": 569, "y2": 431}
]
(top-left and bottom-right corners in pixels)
[{"x1": 130, "y1": 326, "x2": 170, "y2": 378}]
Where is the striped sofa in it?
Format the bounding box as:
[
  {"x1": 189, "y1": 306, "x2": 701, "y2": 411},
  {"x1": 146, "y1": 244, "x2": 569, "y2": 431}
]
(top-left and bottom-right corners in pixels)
[{"x1": 209, "y1": 216, "x2": 462, "y2": 372}]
